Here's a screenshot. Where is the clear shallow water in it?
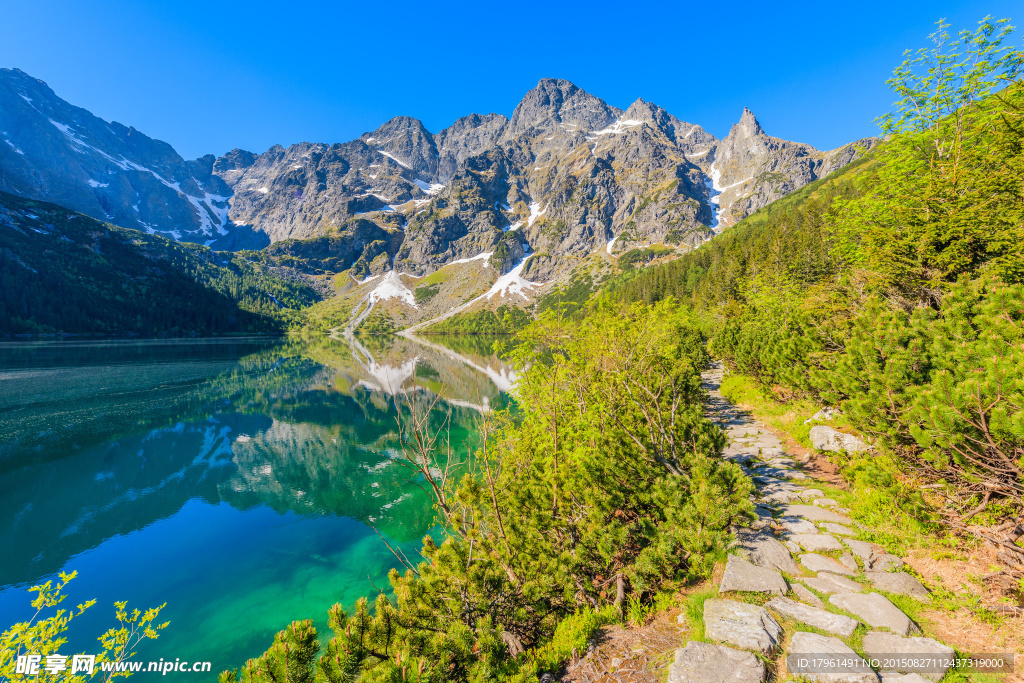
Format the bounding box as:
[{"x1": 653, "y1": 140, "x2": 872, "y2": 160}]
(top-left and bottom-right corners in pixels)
[{"x1": 0, "y1": 334, "x2": 513, "y2": 676}]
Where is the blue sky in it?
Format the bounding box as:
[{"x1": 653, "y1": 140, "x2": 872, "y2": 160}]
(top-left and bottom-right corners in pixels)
[{"x1": 2, "y1": 0, "x2": 1020, "y2": 159}]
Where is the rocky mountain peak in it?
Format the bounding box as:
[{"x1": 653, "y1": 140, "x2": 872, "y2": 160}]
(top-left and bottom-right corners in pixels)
[
  {"x1": 434, "y1": 113, "x2": 508, "y2": 182},
  {"x1": 506, "y1": 78, "x2": 621, "y2": 138},
  {"x1": 732, "y1": 106, "x2": 764, "y2": 139},
  {"x1": 363, "y1": 116, "x2": 438, "y2": 179}
]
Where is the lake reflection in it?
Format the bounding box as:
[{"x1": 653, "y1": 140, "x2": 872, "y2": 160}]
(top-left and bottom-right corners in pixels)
[{"x1": 0, "y1": 334, "x2": 513, "y2": 675}]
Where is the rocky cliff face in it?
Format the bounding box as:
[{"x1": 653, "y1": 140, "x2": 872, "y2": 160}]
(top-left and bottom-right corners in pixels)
[
  {"x1": 0, "y1": 68, "x2": 260, "y2": 248},
  {"x1": 0, "y1": 70, "x2": 875, "y2": 281}
]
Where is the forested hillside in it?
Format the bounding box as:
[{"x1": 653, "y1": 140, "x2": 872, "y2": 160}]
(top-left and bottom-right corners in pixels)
[
  {"x1": 0, "y1": 191, "x2": 319, "y2": 335},
  {"x1": 620, "y1": 20, "x2": 1024, "y2": 558}
]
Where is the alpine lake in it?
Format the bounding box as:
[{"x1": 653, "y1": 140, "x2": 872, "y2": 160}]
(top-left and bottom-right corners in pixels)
[{"x1": 0, "y1": 334, "x2": 515, "y2": 674}]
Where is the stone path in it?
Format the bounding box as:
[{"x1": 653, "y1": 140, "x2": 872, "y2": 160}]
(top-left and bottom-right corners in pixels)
[{"x1": 667, "y1": 363, "x2": 958, "y2": 683}]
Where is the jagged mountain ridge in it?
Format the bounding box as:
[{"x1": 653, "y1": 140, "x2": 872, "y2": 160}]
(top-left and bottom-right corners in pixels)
[{"x1": 0, "y1": 69, "x2": 875, "y2": 280}]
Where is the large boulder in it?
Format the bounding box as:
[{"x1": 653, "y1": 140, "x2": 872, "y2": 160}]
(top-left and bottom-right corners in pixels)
[{"x1": 810, "y1": 426, "x2": 869, "y2": 453}]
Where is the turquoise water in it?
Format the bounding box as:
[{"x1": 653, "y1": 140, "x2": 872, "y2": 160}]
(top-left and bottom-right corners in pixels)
[{"x1": 0, "y1": 335, "x2": 513, "y2": 676}]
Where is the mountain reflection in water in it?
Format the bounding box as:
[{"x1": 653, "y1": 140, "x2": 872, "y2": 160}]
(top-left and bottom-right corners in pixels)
[{"x1": 0, "y1": 334, "x2": 514, "y2": 674}]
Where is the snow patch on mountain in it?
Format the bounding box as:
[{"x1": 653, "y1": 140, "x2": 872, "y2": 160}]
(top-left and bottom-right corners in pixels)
[
  {"x1": 527, "y1": 202, "x2": 546, "y2": 228},
  {"x1": 450, "y1": 252, "x2": 493, "y2": 266},
  {"x1": 369, "y1": 270, "x2": 417, "y2": 308},
  {"x1": 377, "y1": 150, "x2": 411, "y2": 169},
  {"x1": 485, "y1": 259, "x2": 541, "y2": 301},
  {"x1": 413, "y1": 178, "x2": 445, "y2": 195}
]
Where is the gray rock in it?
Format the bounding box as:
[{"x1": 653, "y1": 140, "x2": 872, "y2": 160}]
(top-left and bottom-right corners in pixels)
[
  {"x1": 719, "y1": 555, "x2": 789, "y2": 596},
  {"x1": 792, "y1": 582, "x2": 825, "y2": 607},
  {"x1": 668, "y1": 641, "x2": 767, "y2": 683},
  {"x1": 843, "y1": 538, "x2": 882, "y2": 562},
  {"x1": 801, "y1": 553, "x2": 856, "y2": 576},
  {"x1": 862, "y1": 631, "x2": 954, "y2": 681},
  {"x1": 804, "y1": 572, "x2": 864, "y2": 594},
  {"x1": 786, "y1": 631, "x2": 880, "y2": 683},
  {"x1": 736, "y1": 530, "x2": 801, "y2": 575},
  {"x1": 782, "y1": 517, "x2": 821, "y2": 535},
  {"x1": 783, "y1": 504, "x2": 854, "y2": 524},
  {"x1": 810, "y1": 426, "x2": 869, "y2": 453},
  {"x1": 863, "y1": 572, "x2": 930, "y2": 601},
  {"x1": 829, "y1": 592, "x2": 920, "y2": 636},
  {"x1": 759, "y1": 479, "x2": 806, "y2": 505},
  {"x1": 814, "y1": 498, "x2": 839, "y2": 507},
  {"x1": 800, "y1": 488, "x2": 825, "y2": 500},
  {"x1": 785, "y1": 540, "x2": 801, "y2": 553},
  {"x1": 703, "y1": 599, "x2": 783, "y2": 654},
  {"x1": 791, "y1": 534, "x2": 845, "y2": 552},
  {"x1": 867, "y1": 553, "x2": 904, "y2": 572},
  {"x1": 766, "y1": 596, "x2": 860, "y2": 636},
  {"x1": 820, "y1": 523, "x2": 857, "y2": 536}
]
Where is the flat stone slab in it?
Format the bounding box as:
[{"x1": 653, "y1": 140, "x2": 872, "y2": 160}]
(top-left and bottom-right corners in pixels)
[
  {"x1": 840, "y1": 553, "x2": 859, "y2": 571},
  {"x1": 783, "y1": 504, "x2": 854, "y2": 524},
  {"x1": 720, "y1": 555, "x2": 788, "y2": 596},
  {"x1": 791, "y1": 534, "x2": 845, "y2": 552},
  {"x1": 862, "y1": 631, "x2": 954, "y2": 681},
  {"x1": 829, "y1": 592, "x2": 920, "y2": 636},
  {"x1": 668, "y1": 641, "x2": 767, "y2": 683},
  {"x1": 792, "y1": 582, "x2": 824, "y2": 607},
  {"x1": 800, "y1": 488, "x2": 825, "y2": 500},
  {"x1": 819, "y1": 522, "x2": 856, "y2": 536},
  {"x1": 766, "y1": 596, "x2": 860, "y2": 636},
  {"x1": 843, "y1": 538, "x2": 883, "y2": 561},
  {"x1": 736, "y1": 530, "x2": 801, "y2": 575},
  {"x1": 814, "y1": 498, "x2": 840, "y2": 507},
  {"x1": 801, "y1": 553, "x2": 856, "y2": 576},
  {"x1": 781, "y1": 517, "x2": 820, "y2": 535},
  {"x1": 863, "y1": 572, "x2": 930, "y2": 601},
  {"x1": 786, "y1": 631, "x2": 880, "y2": 683},
  {"x1": 805, "y1": 572, "x2": 864, "y2": 594},
  {"x1": 760, "y1": 480, "x2": 805, "y2": 505},
  {"x1": 703, "y1": 599, "x2": 783, "y2": 655}
]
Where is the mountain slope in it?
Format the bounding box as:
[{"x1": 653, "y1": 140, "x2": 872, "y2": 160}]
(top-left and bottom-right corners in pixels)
[
  {"x1": 0, "y1": 68, "x2": 265, "y2": 249},
  {"x1": 0, "y1": 190, "x2": 318, "y2": 335}
]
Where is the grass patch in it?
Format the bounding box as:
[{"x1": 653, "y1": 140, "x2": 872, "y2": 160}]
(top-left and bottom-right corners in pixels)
[{"x1": 682, "y1": 585, "x2": 718, "y2": 642}]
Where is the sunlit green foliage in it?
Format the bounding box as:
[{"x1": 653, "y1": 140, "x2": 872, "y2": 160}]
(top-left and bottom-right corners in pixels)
[{"x1": 0, "y1": 572, "x2": 167, "y2": 682}]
